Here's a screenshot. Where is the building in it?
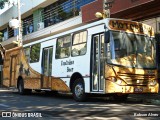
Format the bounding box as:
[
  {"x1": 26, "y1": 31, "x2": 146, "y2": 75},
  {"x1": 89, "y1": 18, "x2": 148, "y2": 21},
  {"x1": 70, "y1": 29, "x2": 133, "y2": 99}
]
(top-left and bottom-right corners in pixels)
[
  {"x1": 110, "y1": 0, "x2": 160, "y2": 33},
  {"x1": 0, "y1": 0, "x2": 104, "y2": 50}
]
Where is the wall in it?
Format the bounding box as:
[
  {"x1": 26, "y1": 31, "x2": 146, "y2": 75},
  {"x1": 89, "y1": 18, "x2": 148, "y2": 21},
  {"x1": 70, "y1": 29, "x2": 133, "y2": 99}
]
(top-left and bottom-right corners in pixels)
[
  {"x1": 82, "y1": 0, "x2": 103, "y2": 23},
  {"x1": 111, "y1": 0, "x2": 153, "y2": 14}
]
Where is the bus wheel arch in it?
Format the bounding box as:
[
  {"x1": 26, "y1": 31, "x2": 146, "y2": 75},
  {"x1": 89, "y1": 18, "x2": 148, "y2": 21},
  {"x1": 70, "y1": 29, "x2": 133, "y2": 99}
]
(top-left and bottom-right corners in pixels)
[
  {"x1": 70, "y1": 72, "x2": 86, "y2": 102},
  {"x1": 70, "y1": 72, "x2": 83, "y2": 92}
]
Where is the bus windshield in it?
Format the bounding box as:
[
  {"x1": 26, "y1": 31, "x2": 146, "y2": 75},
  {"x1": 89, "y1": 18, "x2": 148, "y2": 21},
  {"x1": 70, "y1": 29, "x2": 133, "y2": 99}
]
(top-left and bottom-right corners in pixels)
[{"x1": 106, "y1": 31, "x2": 156, "y2": 69}]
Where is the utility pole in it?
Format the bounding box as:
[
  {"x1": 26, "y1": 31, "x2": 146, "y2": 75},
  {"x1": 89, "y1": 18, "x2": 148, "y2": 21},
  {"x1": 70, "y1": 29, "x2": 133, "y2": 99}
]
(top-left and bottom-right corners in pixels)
[{"x1": 17, "y1": 0, "x2": 22, "y2": 46}]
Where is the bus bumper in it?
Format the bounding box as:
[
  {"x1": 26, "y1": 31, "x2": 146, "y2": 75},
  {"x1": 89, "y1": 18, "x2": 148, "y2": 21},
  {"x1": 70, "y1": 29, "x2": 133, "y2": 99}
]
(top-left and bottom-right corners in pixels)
[{"x1": 105, "y1": 80, "x2": 159, "y2": 94}]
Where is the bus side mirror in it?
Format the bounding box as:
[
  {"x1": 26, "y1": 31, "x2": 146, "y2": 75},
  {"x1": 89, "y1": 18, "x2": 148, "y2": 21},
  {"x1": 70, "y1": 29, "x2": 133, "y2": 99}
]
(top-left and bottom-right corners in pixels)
[{"x1": 104, "y1": 31, "x2": 110, "y2": 43}]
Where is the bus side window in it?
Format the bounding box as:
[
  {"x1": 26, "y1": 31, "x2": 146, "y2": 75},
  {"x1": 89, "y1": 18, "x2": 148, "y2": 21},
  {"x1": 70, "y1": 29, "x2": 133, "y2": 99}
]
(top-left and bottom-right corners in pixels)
[
  {"x1": 30, "y1": 43, "x2": 41, "y2": 63},
  {"x1": 72, "y1": 31, "x2": 87, "y2": 56},
  {"x1": 56, "y1": 35, "x2": 71, "y2": 59}
]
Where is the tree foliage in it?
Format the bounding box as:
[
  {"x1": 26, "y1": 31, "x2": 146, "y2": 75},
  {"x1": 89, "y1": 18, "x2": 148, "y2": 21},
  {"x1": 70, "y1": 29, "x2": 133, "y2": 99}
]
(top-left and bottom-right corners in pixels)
[{"x1": 0, "y1": 0, "x2": 9, "y2": 9}]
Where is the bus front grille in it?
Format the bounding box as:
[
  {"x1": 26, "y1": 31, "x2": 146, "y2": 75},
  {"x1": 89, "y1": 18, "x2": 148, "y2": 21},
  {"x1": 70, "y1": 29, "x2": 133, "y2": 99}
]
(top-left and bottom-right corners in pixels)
[{"x1": 118, "y1": 73, "x2": 155, "y2": 85}]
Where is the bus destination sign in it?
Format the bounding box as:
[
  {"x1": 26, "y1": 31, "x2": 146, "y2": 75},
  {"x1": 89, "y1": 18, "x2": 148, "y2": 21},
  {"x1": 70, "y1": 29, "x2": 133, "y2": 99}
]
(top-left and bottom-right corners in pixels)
[{"x1": 109, "y1": 20, "x2": 154, "y2": 36}]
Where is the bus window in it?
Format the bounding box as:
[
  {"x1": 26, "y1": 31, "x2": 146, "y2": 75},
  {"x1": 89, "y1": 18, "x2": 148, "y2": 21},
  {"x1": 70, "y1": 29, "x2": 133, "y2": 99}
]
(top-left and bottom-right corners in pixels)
[
  {"x1": 72, "y1": 31, "x2": 87, "y2": 56},
  {"x1": 24, "y1": 47, "x2": 30, "y2": 63},
  {"x1": 56, "y1": 35, "x2": 71, "y2": 59},
  {"x1": 30, "y1": 43, "x2": 41, "y2": 63}
]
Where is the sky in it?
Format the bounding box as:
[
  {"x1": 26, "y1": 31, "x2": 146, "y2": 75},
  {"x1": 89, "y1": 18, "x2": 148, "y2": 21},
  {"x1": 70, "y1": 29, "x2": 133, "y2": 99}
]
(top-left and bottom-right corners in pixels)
[{"x1": 0, "y1": 0, "x2": 17, "y2": 15}]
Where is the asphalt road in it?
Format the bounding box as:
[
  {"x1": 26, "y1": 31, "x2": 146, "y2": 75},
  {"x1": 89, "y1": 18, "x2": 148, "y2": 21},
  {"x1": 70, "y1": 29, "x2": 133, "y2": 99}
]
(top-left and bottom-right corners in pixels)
[{"x1": 0, "y1": 89, "x2": 160, "y2": 120}]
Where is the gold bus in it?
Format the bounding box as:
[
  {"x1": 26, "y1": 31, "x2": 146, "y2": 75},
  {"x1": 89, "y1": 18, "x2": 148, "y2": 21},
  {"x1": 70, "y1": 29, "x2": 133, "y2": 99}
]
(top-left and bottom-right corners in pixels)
[{"x1": 1, "y1": 18, "x2": 159, "y2": 101}]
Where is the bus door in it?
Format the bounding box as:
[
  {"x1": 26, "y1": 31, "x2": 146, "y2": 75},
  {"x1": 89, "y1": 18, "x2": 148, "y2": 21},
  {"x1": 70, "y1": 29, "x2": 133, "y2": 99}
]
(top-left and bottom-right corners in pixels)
[
  {"x1": 91, "y1": 34, "x2": 105, "y2": 92},
  {"x1": 10, "y1": 55, "x2": 17, "y2": 87},
  {"x1": 41, "y1": 47, "x2": 53, "y2": 88}
]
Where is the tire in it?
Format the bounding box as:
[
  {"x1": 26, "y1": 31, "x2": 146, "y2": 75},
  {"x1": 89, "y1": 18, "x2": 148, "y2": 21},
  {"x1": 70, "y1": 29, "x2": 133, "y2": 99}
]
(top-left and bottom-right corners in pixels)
[
  {"x1": 18, "y1": 80, "x2": 31, "y2": 95},
  {"x1": 113, "y1": 94, "x2": 128, "y2": 102},
  {"x1": 72, "y1": 78, "x2": 86, "y2": 102}
]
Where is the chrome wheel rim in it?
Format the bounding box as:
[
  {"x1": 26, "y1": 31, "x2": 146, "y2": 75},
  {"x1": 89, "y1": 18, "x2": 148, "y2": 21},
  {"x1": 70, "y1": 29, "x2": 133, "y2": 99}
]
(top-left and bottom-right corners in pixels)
[{"x1": 75, "y1": 83, "x2": 84, "y2": 98}]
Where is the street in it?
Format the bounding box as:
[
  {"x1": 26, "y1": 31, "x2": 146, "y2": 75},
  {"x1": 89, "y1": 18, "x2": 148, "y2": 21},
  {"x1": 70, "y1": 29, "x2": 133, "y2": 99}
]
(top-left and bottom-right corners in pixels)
[{"x1": 0, "y1": 89, "x2": 160, "y2": 120}]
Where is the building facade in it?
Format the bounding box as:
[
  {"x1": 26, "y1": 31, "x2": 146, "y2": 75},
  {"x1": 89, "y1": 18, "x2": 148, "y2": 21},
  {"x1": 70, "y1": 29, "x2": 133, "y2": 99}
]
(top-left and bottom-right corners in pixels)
[
  {"x1": 0, "y1": 0, "x2": 103, "y2": 49},
  {"x1": 110, "y1": 0, "x2": 160, "y2": 33}
]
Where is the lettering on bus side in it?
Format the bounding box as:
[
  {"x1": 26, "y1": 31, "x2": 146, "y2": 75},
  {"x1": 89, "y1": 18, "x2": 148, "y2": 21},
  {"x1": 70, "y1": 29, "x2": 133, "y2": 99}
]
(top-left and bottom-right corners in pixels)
[
  {"x1": 67, "y1": 67, "x2": 74, "y2": 72},
  {"x1": 61, "y1": 60, "x2": 74, "y2": 72}
]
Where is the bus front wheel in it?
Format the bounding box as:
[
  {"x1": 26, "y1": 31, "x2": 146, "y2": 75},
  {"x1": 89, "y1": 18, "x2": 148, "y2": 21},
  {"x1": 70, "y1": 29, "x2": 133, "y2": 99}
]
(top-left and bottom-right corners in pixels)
[{"x1": 72, "y1": 78, "x2": 86, "y2": 102}]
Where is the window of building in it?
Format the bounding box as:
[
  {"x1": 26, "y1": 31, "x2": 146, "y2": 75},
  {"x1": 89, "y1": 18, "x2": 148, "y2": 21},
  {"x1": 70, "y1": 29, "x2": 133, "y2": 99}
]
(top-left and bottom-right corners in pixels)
[
  {"x1": 8, "y1": 26, "x2": 14, "y2": 38},
  {"x1": 1, "y1": 28, "x2": 8, "y2": 41},
  {"x1": 44, "y1": 1, "x2": 64, "y2": 27},
  {"x1": 22, "y1": 15, "x2": 34, "y2": 35},
  {"x1": 43, "y1": 0, "x2": 95, "y2": 28},
  {"x1": 56, "y1": 35, "x2": 71, "y2": 59},
  {"x1": 24, "y1": 47, "x2": 30, "y2": 63},
  {"x1": 14, "y1": 29, "x2": 19, "y2": 36},
  {"x1": 72, "y1": 31, "x2": 87, "y2": 56},
  {"x1": 30, "y1": 43, "x2": 41, "y2": 63}
]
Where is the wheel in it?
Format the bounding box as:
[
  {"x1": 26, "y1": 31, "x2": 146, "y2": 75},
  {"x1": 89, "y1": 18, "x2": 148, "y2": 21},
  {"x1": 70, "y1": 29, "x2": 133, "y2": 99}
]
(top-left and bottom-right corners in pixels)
[
  {"x1": 18, "y1": 80, "x2": 25, "y2": 95},
  {"x1": 18, "y1": 80, "x2": 31, "y2": 95},
  {"x1": 113, "y1": 94, "x2": 128, "y2": 102},
  {"x1": 72, "y1": 78, "x2": 86, "y2": 102}
]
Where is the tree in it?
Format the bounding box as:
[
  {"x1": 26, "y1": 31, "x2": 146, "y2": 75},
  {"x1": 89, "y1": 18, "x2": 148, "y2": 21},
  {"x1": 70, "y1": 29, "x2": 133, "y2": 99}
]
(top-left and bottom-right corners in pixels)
[{"x1": 0, "y1": 0, "x2": 9, "y2": 9}]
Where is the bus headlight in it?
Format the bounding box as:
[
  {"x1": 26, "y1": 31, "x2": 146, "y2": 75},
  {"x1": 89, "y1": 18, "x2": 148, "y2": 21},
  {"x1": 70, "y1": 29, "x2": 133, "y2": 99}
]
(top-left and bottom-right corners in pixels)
[
  {"x1": 111, "y1": 77, "x2": 117, "y2": 82},
  {"x1": 109, "y1": 77, "x2": 125, "y2": 85},
  {"x1": 149, "y1": 80, "x2": 157, "y2": 86},
  {"x1": 116, "y1": 79, "x2": 122, "y2": 84}
]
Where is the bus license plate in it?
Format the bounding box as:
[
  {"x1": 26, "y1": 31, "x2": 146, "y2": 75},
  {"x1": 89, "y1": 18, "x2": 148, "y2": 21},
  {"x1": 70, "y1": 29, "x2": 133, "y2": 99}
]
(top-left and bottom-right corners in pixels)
[{"x1": 134, "y1": 88, "x2": 143, "y2": 92}]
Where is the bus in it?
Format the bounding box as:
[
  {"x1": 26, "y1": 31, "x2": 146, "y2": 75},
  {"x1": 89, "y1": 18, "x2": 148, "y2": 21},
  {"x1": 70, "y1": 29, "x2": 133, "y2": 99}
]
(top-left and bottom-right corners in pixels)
[{"x1": 1, "y1": 18, "x2": 159, "y2": 101}]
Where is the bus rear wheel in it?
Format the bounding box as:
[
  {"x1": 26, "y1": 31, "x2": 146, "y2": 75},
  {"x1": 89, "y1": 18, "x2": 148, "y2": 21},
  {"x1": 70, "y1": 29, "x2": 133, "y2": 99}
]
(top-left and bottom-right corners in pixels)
[
  {"x1": 72, "y1": 78, "x2": 86, "y2": 102},
  {"x1": 18, "y1": 80, "x2": 31, "y2": 95}
]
